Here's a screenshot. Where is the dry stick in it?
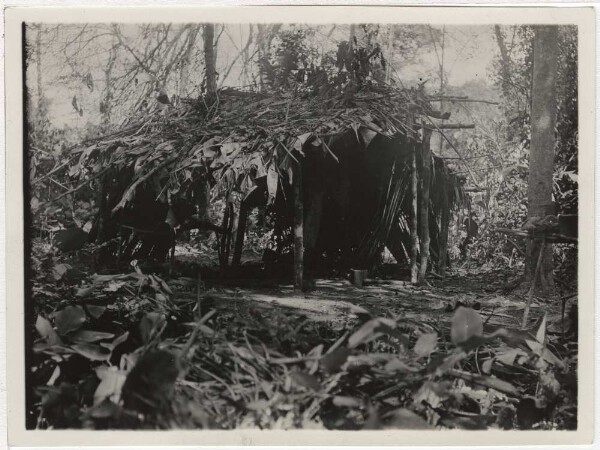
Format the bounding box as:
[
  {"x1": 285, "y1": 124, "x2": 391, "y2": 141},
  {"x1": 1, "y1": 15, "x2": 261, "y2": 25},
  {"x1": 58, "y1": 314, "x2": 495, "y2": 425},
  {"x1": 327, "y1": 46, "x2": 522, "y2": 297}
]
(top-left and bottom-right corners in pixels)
[
  {"x1": 32, "y1": 153, "x2": 79, "y2": 186},
  {"x1": 424, "y1": 123, "x2": 475, "y2": 130},
  {"x1": 427, "y1": 97, "x2": 499, "y2": 106},
  {"x1": 40, "y1": 166, "x2": 111, "y2": 208},
  {"x1": 276, "y1": 138, "x2": 300, "y2": 165},
  {"x1": 522, "y1": 238, "x2": 545, "y2": 329},
  {"x1": 422, "y1": 116, "x2": 481, "y2": 189},
  {"x1": 410, "y1": 142, "x2": 419, "y2": 284},
  {"x1": 321, "y1": 139, "x2": 339, "y2": 164},
  {"x1": 418, "y1": 128, "x2": 432, "y2": 284}
]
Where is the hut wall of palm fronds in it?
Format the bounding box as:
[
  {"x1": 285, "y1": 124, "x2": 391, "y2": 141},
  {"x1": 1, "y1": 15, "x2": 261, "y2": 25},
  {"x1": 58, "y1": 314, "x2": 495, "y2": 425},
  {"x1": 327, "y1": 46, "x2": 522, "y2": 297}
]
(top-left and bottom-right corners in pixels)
[{"x1": 72, "y1": 84, "x2": 465, "y2": 282}]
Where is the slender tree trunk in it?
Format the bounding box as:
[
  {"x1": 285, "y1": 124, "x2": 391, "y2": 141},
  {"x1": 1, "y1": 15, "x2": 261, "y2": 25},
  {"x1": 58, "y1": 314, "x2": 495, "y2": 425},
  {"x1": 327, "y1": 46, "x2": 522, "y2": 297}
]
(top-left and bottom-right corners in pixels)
[
  {"x1": 410, "y1": 142, "x2": 419, "y2": 283},
  {"x1": 35, "y1": 25, "x2": 44, "y2": 116},
  {"x1": 101, "y1": 39, "x2": 117, "y2": 129},
  {"x1": 203, "y1": 24, "x2": 217, "y2": 101},
  {"x1": 179, "y1": 25, "x2": 200, "y2": 98},
  {"x1": 293, "y1": 164, "x2": 304, "y2": 291},
  {"x1": 494, "y1": 25, "x2": 514, "y2": 99},
  {"x1": 256, "y1": 24, "x2": 281, "y2": 91},
  {"x1": 418, "y1": 129, "x2": 432, "y2": 283},
  {"x1": 438, "y1": 184, "x2": 449, "y2": 276},
  {"x1": 526, "y1": 25, "x2": 558, "y2": 296},
  {"x1": 385, "y1": 25, "x2": 394, "y2": 84}
]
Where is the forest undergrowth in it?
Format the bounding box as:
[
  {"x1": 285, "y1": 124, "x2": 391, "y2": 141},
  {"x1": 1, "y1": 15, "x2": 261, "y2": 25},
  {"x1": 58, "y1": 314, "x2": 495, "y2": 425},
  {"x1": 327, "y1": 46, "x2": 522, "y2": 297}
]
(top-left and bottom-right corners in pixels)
[{"x1": 29, "y1": 238, "x2": 578, "y2": 431}]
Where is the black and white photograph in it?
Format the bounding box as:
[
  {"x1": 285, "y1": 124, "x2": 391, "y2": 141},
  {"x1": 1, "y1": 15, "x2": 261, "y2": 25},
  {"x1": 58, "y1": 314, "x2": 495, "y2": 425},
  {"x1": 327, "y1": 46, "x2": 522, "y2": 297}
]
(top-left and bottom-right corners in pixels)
[{"x1": 4, "y1": 5, "x2": 595, "y2": 446}]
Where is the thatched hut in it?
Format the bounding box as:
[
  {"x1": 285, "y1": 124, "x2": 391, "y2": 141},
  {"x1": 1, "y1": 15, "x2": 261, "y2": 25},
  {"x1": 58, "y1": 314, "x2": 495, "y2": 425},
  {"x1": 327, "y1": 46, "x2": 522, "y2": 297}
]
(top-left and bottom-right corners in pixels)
[{"x1": 76, "y1": 83, "x2": 464, "y2": 287}]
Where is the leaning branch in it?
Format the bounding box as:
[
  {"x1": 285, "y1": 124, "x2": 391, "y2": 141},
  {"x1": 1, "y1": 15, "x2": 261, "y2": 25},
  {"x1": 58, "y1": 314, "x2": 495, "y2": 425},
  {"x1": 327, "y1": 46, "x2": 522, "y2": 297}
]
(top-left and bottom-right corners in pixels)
[{"x1": 422, "y1": 116, "x2": 481, "y2": 189}]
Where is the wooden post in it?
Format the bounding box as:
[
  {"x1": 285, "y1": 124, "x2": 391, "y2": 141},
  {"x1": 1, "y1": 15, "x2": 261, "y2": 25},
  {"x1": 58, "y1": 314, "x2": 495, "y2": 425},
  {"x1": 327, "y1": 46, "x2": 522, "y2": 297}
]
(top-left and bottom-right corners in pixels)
[
  {"x1": 219, "y1": 202, "x2": 233, "y2": 271},
  {"x1": 232, "y1": 201, "x2": 249, "y2": 267},
  {"x1": 293, "y1": 164, "x2": 304, "y2": 291},
  {"x1": 418, "y1": 128, "x2": 432, "y2": 283},
  {"x1": 227, "y1": 192, "x2": 242, "y2": 265},
  {"x1": 410, "y1": 142, "x2": 419, "y2": 283}
]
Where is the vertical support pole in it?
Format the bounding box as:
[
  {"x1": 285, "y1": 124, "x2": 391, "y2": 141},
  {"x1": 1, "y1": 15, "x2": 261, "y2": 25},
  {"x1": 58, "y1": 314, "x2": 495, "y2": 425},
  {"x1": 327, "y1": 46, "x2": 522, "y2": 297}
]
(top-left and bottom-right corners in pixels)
[
  {"x1": 418, "y1": 127, "x2": 432, "y2": 283},
  {"x1": 410, "y1": 142, "x2": 419, "y2": 284},
  {"x1": 293, "y1": 164, "x2": 304, "y2": 291},
  {"x1": 219, "y1": 201, "x2": 232, "y2": 272},
  {"x1": 232, "y1": 201, "x2": 248, "y2": 267}
]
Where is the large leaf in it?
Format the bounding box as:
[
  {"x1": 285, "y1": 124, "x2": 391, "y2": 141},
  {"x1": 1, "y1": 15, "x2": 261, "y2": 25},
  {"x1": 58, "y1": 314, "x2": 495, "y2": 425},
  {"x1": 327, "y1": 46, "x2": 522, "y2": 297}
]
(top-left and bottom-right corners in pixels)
[
  {"x1": 94, "y1": 366, "x2": 127, "y2": 405},
  {"x1": 101, "y1": 332, "x2": 129, "y2": 352},
  {"x1": 360, "y1": 128, "x2": 378, "y2": 148},
  {"x1": 450, "y1": 307, "x2": 483, "y2": 345},
  {"x1": 35, "y1": 315, "x2": 61, "y2": 345},
  {"x1": 70, "y1": 330, "x2": 115, "y2": 344},
  {"x1": 293, "y1": 133, "x2": 313, "y2": 152},
  {"x1": 266, "y1": 165, "x2": 279, "y2": 205},
  {"x1": 348, "y1": 317, "x2": 397, "y2": 349},
  {"x1": 139, "y1": 312, "x2": 166, "y2": 344},
  {"x1": 52, "y1": 263, "x2": 72, "y2": 281},
  {"x1": 55, "y1": 305, "x2": 86, "y2": 335},
  {"x1": 72, "y1": 343, "x2": 111, "y2": 361}
]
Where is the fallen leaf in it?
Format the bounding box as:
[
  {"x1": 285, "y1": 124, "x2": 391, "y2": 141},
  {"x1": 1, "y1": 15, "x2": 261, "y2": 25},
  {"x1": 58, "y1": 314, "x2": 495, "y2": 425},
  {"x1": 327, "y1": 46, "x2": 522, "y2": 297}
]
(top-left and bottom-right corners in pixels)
[
  {"x1": 451, "y1": 307, "x2": 483, "y2": 345},
  {"x1": 320, "y1": 347, "x2": 350, "y2": 373},
  {"x1": 289, "y1": 371, "x2": 321, "y2": 391},
  {"x1": 414, "y1": 333, "x2": 438, "y2": 358},
  {"x1": 332, "y1": 396, "x2": 362, "y2": 408}
]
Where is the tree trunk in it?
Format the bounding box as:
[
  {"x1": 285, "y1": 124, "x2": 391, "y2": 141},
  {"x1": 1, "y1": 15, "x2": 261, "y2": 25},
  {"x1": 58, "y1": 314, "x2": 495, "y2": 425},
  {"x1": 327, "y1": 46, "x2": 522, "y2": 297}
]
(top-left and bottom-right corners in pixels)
[
  {"x1": 101, "y1": 39, "x2": 117, "y2": 129},
  {"x1": 526, "y1": 25, "x2": 558, "y2": 296},
  {"x1": 384, "y1": 25, "x2": 395, "y2": 84},
  {"x1": 256, "y1": 24, "x2": 282, "y2": 91},
  {"x1": 418, "y1": 129, "x2": 432, "y2": 283},
  {"x1": 438, "y1": 183, "x2": 449, "y2": 276},
  {"x1": 203, "y1": 24, "x2": 217, "y2": 101},
  {"x1": 293, "y1": 165, "x2": 304, "y2": 291},
  {"x1": 35, "y1": 25, "x2": 44, "y2": 116},
  {"x1": 410, "y1": 142, "x2": 419, "y2": 283},
  {"x1": 494, "y1": 25, "x2": 513, "y2": 99},
  {"x1": 179, "y1": 25, "x2": 200, "y2": 98}
]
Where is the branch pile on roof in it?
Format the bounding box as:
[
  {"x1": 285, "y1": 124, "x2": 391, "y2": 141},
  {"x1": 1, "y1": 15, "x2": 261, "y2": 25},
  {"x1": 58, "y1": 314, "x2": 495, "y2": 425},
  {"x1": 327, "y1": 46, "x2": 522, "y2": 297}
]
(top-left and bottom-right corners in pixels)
[{"x1": 72, "y1": 84, "x2": 443, "y2": 210}]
